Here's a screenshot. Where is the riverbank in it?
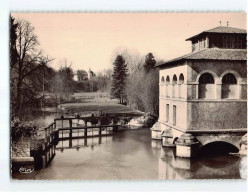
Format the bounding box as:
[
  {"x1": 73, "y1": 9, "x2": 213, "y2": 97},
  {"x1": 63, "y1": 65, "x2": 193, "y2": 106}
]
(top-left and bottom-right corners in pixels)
[{"x1": 59, "y1": 102, "x2": 144, "y2": 117}]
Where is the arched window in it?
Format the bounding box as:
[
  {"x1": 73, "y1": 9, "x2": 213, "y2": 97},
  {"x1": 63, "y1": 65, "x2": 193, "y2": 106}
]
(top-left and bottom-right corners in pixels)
[
  {"x1": 172, "y1": 75, "x2": 177, "y2": 84},
  {"x1": 172, "y1": 75, "x2": 177, "y2": 98},
  {"x1": 222, "y1": 73, "x2": 237, "y2": 84},
  {"x1": 166, "y1": 76, "x2": 170, "y2": 85},
  {"x1": 198, "y1": 73, "x2": 215, "y2": 99},
  {"x1": 160, "y1": 76, "x2": 165, "y2": 97},
  {"x1": 179, "y1": 74, "x2": 184, "y2": 84},
  {"x1": 221, "y1": 73, "x2": 238, "y2": 99},
  {"x1": 178, "y1": 74, "x2": 184, "y2": 98},
  {"x1": 161, "y1": 76, "x2": 165, "y2": 83},
  {"x1": 199, "y1": 73, "x2": 214, "y2": 84},
  {"x1": 166, "y1": 76, "x2": 170, "y2": 97}
]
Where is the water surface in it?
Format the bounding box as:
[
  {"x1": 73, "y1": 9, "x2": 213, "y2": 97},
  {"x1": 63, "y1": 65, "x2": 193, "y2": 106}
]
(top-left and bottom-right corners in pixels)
[{"x1": 12, "y1": 128, "x2": 245, "y2": 180}]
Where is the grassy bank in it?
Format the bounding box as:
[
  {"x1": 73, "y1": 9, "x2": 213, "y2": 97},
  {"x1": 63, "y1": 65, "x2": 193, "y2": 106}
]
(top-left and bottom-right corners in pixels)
[
  {"x1": 70, "y1": 92, "x2": 118, "y2": 103},
  {"x1": 60, "y1": 102, "x2": 144, "y2": 117}
]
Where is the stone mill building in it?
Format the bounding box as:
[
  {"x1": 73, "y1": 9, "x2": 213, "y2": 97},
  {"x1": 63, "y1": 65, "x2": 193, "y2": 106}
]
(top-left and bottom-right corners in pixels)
[{"x1": 152, "y1": 25, "x2": 247, "y2": 158}]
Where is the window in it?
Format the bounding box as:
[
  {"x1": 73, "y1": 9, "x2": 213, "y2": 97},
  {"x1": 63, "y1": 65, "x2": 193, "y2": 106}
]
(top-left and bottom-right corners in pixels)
[
  {"x1": 199, "y1": 73, "x2": 214, "y2": 84},
  {"x1": 221, "y1": 73, "x2": 238, "y2": 99},
  {"x1": 172, "y1": 75, "x2": 177, "y2": 98},
  {"x1": 173, "y1": 105, "x2": 176, "y2": 125},
  {"x1": 234, "y1": 36, "x2": 242, "y2": 48},
  {"x1": 161, "y1": 76, "x2": 165, "y2": 97},
  {"x1": 161, "y1": 76, "x2": 165, "y2": 83},
  {"x1": 179, "y1": 73, "x2": 184, "y2": 84},
  {"x1": 198, "y1": 73, "x2": 215, "y2": 99},
  {"x1": 166, "y1": 76, "x2": 170, "y2": 97},
  {"x1": 222, "y1": 73, "x2": 237, "y2": 84},
  {"x1": 178, "y1": 74, "x2": 184, "y2": 98},
  {"x1": 166, "y1": 104, "x2": 169, "y2": 122}
]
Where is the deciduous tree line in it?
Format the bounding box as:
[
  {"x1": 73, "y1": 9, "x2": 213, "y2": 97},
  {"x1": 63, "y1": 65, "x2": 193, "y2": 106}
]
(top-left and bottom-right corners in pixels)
[
  {"x1": 111, "y1": 49, "x2": 164, "y2": 116},
  {"x1": 10, "y1": 17, "x2": 113, "y2": 117}
]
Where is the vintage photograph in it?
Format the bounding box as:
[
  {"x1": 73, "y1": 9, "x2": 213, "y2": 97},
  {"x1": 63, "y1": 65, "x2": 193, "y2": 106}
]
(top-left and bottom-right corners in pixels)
[{"x1": 10, "y1": 12, "x2": 247, "y2": 180}]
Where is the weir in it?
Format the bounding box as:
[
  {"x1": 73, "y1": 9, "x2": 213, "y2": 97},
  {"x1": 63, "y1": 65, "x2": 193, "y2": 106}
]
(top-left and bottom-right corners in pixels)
[{"x1": 31, "y1": 116, "x2": 119, "y2": 169}]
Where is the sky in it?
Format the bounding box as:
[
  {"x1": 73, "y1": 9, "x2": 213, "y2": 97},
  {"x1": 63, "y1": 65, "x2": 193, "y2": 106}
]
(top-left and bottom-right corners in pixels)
[{"x1": 12, "y1": 12, "x2": 246, "y2": 73}]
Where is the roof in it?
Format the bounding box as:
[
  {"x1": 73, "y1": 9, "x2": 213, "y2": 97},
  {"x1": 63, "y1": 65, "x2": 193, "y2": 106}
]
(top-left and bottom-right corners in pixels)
[
  {"x1": 90, "y1": 70, "x2": 96, "y2": 76},
  {"x1": 186, "y1": 26, "x2": 247, "y2": 41},
  {"x1": 157, "y1": 48, "x2": 247, "y2": 67}
]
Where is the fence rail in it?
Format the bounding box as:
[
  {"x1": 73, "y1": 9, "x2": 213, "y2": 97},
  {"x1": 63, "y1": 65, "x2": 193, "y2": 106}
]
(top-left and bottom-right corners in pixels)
[{"x1": 40, "y1": 116, "x2": 119, "y2": 167}]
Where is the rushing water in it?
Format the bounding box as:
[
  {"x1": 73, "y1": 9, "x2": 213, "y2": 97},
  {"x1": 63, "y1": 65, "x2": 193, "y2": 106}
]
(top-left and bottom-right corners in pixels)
[{"x1": 12, "y1": 107, "x2": 246, "y2": 180}]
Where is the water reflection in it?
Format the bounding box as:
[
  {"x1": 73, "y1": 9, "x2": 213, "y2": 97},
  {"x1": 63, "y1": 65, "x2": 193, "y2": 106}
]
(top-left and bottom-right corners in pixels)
[
  {"x1": 239, "y1": 156, "x2": 247, "y2": 179},
  {"x1": 21, "y1": 107, "x2": 61, "y2": 127},
  {"x1": 158, "y1": 142, "x2": 244, "y2": 179},
  {"x1": 57, "y1": 136, "x2": 112, "y2": 152}
]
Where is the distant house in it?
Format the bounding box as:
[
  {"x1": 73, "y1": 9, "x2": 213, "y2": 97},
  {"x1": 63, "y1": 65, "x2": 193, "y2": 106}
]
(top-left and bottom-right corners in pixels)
[
  {"x1": 76, "y1": 70, "x2": 88, "y2": 81},
  {"x1": 75, "y1": 69, "x2": 96, "y2": 81},
  {"x1": 88, "y1": 68, "x2": 96, "y2": 80}
]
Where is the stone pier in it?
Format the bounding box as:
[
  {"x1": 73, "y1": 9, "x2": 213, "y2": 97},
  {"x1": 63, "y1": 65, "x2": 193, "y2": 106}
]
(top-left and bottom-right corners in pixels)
[{"x1": 151, "y1": 122, "x2": 247, "y2": 158}]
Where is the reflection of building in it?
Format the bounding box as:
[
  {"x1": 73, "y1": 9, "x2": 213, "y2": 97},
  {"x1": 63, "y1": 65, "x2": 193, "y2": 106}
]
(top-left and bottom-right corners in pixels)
[
  {"x1": 158, "y1": 146, "x2": 242, "y2": 179},
  {"x1": 155, "y1": 25, "x2": 247, "y2": 157}
]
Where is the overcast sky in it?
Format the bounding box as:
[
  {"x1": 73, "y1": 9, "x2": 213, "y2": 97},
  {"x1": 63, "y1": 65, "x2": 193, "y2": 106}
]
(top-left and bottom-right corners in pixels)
[{"x1": 12, "y1": 12, "x2": 246, "y2": 73}]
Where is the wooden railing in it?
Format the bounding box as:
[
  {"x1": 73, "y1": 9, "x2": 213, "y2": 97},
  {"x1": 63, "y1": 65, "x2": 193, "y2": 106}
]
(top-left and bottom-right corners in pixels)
[
  {"x1": 39, "y1": 116, "x2": 121, "y2": 168},
  {"x1": 43, "y1": 116, "x2": 120, "y2": 145},
  {"x1": 44, "y1": 122, "x2": 57, "y2": 147}
]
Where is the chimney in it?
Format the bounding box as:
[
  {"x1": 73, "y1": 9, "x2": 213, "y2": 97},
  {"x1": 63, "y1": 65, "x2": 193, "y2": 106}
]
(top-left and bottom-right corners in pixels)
[
  {"x1": 219, "y1": 21, "x2": 221, "y2": 26},
  {"x1": 227, "y1": 21, "x2": 229, "y2": 27}
]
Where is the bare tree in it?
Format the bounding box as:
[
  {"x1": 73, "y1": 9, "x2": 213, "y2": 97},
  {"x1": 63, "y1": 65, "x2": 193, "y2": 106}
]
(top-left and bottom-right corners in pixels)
[
  {"x1": 126, "y1": 53, "x2": 161, "y2": 115},
  {"x1": 50, "y1": 60, "x2": 74, "y2": 102},
  {"x1": 11, "y1": 19, "x2": 53, "y2": 115}
]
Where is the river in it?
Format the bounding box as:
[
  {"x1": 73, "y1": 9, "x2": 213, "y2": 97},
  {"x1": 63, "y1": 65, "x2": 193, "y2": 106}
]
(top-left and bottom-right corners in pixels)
[{"x1": 12, "y1": 106, "x2": 246, "y2": 180}]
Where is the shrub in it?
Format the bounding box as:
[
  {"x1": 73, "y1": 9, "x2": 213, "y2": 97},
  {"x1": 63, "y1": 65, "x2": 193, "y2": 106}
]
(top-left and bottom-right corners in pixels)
[{"x1": 11, "y1": 117, "x2": 38, "y2": 139}]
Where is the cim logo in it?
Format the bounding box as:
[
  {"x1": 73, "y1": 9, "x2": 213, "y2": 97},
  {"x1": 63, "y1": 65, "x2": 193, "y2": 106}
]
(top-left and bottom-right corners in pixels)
[{"x1": 19, "y1": 167, "x2": 34, "y2": 173}]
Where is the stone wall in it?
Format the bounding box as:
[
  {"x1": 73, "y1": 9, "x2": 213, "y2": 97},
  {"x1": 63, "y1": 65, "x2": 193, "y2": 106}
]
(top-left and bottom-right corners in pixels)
[
  {"x1": 189, "y1": 61, "x2": 247, "y2": 83},
  {"x1": 187, "y1": 101, "x2": 247, "y2": 130},
  {"x1": 195, "y1": 132, "x2": 245, "y2": 149}
]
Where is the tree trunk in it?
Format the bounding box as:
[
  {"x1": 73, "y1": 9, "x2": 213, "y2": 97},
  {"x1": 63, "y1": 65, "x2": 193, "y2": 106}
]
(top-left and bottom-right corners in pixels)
[{"x1": 15, "y1": 81, "x2": 22, "y2": 115}]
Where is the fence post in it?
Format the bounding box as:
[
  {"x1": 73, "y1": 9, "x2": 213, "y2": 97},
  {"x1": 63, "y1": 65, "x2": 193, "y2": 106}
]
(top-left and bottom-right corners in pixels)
[
  {"x1": 49, "y1": 125, "x2": 51, "y2": 143},
  {"x1": 69, "y1": 119, "x2": 72, "y2": 139},
  {"x1": 42, "y1": 155, "x2": 46, "y2": 168},
  {"x1": 49, "y1": 125, "x2": 53, "y2": 143},
  {"x1": 113, "y1": 125, "x2": 118, "y2": 132},
  {"x1": 99, "y1": 127, "x2": 102, "y2": 136},
  {"x1": 44, "y1": 128, "x2": 47, "y2": 146},
  {"x1": 84, "y1": 127, "x2": 87, "y2": 137},
  {"x1": 54, "y1": 119, "x2": 56, "y2": 130}
]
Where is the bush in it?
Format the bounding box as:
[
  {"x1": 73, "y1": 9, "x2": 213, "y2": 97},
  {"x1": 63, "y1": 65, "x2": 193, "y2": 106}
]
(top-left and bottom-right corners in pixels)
[{"x1": 11, "y1": 117, "x2": 38, "y2": 139}]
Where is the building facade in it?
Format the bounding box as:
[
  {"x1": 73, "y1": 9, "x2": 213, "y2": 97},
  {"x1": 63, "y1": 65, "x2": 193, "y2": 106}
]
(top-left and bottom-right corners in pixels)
[{"x1": 155, "y1": 26, "x2": 247, "y2": 157}]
